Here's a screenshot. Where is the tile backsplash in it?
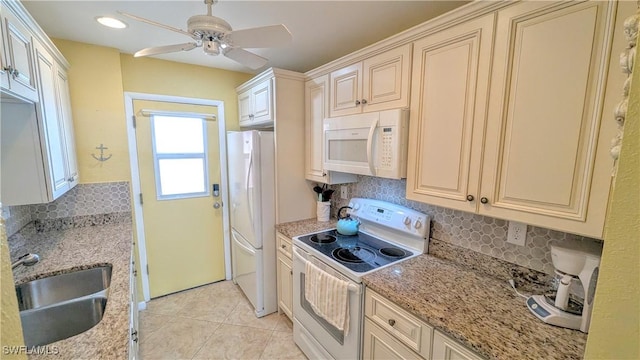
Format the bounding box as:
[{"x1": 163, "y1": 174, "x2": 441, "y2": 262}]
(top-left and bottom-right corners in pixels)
[
  {"x1": 3, "y1": 182, "x2": 131, "y2": 237},
  {"x1": 330, "y1": 176, "x2": 602, "y2": 275}
]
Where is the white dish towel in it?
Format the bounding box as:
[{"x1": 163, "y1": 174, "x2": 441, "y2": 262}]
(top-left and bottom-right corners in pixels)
[{"x1": 304, "y1": 260, "x2": 350, "y2": 335}]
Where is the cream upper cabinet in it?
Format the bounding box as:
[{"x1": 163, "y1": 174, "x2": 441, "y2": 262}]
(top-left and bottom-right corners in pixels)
[
  {"x1": 329, "y1": 44, "x2": 412, "y2": 117},
  {"x1": 478, "y1": 1, "x2": 619, "y2": 238},
  {"x1": 1, "y1": 7, "x2": 38, "y2": 102},
  {"x1": 55, "y1": 65, "x2": 79, "y2": 187},
  {"x1": 407, "y1": 1, "x2": 622, "y2": 238},
  {"x1": 304, "y1": 74, "x2": 357, "y2": 184},
  {"x1": 238, "y1": 77, "x2": 273, "y2": 127},
  {"x1": 406, "y1": 14, "x2": 495, "y2": 213}
]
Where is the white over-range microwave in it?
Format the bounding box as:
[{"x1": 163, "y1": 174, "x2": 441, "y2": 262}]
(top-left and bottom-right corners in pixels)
[{"x1": 323, "y1": 109, "x2": 409, "y2": 179}]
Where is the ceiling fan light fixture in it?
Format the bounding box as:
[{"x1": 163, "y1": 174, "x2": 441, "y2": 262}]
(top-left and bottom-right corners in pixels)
[
  {"x1": 96, "y1": 16, "x2": 128, "y2": 29},
  {"x1": 203, "y1": 40, "x2": 220, "y2": 56}
]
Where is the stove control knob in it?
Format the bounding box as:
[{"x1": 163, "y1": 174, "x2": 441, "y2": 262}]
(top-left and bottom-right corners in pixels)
[
  {"x1": 403, "y1": 216, "x2": 411, "y2": 225},
  {"x1": 414, "y1": 219, "x2": 423, "y2": 229},
  {"x1": 348, "y1": 202, "x2": 354, "y2": 208},
  {"x1": 353, "y1": 203, "x2": 361, "y2": 210}
]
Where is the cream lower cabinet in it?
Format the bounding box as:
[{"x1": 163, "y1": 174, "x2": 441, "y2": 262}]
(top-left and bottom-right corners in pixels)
[
  {"x1": 363, "y1": 288, "x2": 483, "y2": 360},
  {"x1": 304, "y1": 74, "x2": 356, "y2": 184},
  {"x1": 407, "y1": 1, "x2": 626, "y2": 238},
  {"x1": 276, "y1": 232, "x2": 293, "y2": 320},
  {"x1": 329, "y1": 44, "x2": 412, "y2": 117}
]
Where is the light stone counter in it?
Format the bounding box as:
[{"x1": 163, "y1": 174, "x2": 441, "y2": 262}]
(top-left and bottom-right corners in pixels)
[
  {"x1": 9, "y1": 215, "x2": 133, "y2": 360},
  {"x1": 276, "y1": 218, "x2": 586, "y2": 359},
  {"x1": 362, "y1": 254, "x2": 587, "y2": 360}
]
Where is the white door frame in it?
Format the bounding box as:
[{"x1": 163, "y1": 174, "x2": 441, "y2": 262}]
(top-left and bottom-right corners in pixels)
[{"x1": 124, "y1": 91, "x2": 231, "y2": 302}]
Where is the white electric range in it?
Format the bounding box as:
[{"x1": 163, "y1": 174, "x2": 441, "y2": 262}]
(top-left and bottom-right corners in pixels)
[{"x1": 292, "y1": 198, "x2": 430, "y2": 360}]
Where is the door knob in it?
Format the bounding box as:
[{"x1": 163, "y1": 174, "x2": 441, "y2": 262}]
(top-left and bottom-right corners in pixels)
[{"x1": 213, "y1": 202, "x2": 222, "y2": 209}]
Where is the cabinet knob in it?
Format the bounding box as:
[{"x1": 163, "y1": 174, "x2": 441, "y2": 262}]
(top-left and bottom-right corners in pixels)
[
  {"x1": 281, "y1": 244, "x2": 286, "y2": 249},
  {"x1": 466, "y1": 195, "x2": 474, "y2": 202},
  {"x1": 480, "y1": 197, "x2": 489, "y2": 204},
  {"x1": 12, "y1": 69, "x2": 20, "y2": 78},
  {"x1": 355, "y1": 100, "x2": 361, "y2": 106},
  {"x1": 388, "y1": 319, "x2": 396, "y2": 326},
  {"x1": 322, "y1": 172, "x2": 327, "y2": 177},
  {"x1": 290, "y1": 270, "x2": 293, "y2": 275},
  {"x1": 3, "y1": 66, "x2": 12, "y2": 72},
  {"x1": 361, "y1": 99, "x2": 368, "y2": 105}
]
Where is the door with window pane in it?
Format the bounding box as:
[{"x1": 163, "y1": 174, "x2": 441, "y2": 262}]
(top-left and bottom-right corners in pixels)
[{"x1": 134, "y1": 100, "x2": 225, "y2": 298}]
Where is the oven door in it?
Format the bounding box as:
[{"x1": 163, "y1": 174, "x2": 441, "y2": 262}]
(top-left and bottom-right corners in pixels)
[{"x1": 292, "y1": 245, "x2": 363, "y2": 360}]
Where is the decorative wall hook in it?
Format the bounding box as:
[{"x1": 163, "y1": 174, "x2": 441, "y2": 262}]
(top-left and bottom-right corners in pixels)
[{"x1": 91, "y1": 144, "x2": 113, "y2": 162}]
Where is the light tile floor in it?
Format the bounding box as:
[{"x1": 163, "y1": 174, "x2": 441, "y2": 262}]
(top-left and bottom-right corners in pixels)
[{"x1": 139, "y1": 280, "x2": 307, "y2": 360}]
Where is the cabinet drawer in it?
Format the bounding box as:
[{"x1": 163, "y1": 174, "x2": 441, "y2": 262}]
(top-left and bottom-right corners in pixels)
[
  {"x1": 363, "y1": 318, "x2": 423, "y2": 360},
  {"x1": 365, "y1": 288, "x2": 432, "y2": 358},
  {"x1": 276, "y1": 233, "x2": 292, "y2": 259}
]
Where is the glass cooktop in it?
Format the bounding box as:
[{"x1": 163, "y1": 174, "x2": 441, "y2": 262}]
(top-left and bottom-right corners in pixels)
[{"x1": 296, "y1": 229, "x2": 414, "y2": 273}]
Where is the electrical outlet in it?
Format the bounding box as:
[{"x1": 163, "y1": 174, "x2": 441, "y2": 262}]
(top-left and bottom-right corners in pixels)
[
  {"x1": 507, "y1": 221, "x2": 527, "y2": 246},
  {"x1": 340, "y1": 185, "x2": 348, "y2": 200}
]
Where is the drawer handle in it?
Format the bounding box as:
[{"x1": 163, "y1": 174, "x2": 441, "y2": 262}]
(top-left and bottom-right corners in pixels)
[{"x1": 388, "y1": 319, "x2": 396, "y2": 326}]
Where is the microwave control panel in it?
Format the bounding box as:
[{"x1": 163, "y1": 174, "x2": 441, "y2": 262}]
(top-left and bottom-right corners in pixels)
[{"x1": 380, "y1": 127, "x2": 393, "y2": 169}]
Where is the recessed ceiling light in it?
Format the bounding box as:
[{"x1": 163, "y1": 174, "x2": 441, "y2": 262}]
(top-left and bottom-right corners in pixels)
[{"x1": 95, "y1": 16, "x2": 127, "y2": 29}]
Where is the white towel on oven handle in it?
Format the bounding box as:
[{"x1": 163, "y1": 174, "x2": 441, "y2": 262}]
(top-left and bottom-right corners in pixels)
[{"x1": 304, "y1": 260, "x2": 350, "y2": 335}]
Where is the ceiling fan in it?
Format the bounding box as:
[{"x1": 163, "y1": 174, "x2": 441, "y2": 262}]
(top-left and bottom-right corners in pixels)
[{"x1": 118, "y1": 0, "x2": 292, "y2": 70}]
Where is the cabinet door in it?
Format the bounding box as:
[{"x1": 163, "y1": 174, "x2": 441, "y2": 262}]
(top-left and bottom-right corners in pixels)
[
  {"x1": 56, "y1": 66, "x2": 79, "y2": 186},
  {"x1": 34, "y1": 42, "x2": 70, "y2": 199},
  {"x1": 251, "y1": 79, "x2": 273, "y2": 125},
  {"x1": 238, "y1": 88, "x2": 252, "y2": 126},
  {"x1": 480, "y1": 1, "x2": 616, "y2": 237},
  {"x1": 329, "y1": 62, "x2": 362, "y2": 117},
  {"x1": 363, "y1": 319, "x2": 423, "y2": 360},
  {"x1": 2, "y1": 11, "x2": 37, "y2": 102},
  {"x1": 361, "y1": 44, "x2": 412, "y2": 112},
  {"x1": 305, "y1": 75, "x2": 329, "y2": 182},
  {"x1": 432, "y1": 331, "x2": 483, "y2": 360},
  {"x1": 405, "y1": 15, "x2": 494, "y2": 212},
  {"x1": 277, "y1": 252, "x2": 293, "y2": 320},
  {"x1": 0, "y1": 13, "x2": 9, "y2": 90}
]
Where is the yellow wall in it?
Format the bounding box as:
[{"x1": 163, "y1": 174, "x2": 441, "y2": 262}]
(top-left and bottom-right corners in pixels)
[
  {"x1": 119, "y1": 54, "x2": 252, "y2": 131},
  {"x1": 584, "y1": 38, "x2": 640, "y2": 357},
  {"x1": 0, "y1": 218, "x2": 25, "y2": 360},
  {"x1": 52, "y1": 39, "x2": 130, "y2": 183}
]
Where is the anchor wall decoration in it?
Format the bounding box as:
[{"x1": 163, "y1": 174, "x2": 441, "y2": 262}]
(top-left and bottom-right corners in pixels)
[{"x1": 92, "y1": 144, "x2": 113, "y2": 162}]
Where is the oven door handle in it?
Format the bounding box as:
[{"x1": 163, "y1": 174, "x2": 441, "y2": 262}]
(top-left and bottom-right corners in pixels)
[
  {"x1": 293, "y1": 247, "x2": 361, "y2": 294},
  {"x1": 366, "y1": 119, "x2": 378, "y2": 176}
]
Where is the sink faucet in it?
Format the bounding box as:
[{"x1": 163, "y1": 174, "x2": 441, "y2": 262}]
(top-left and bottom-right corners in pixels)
[{"x1": 11, "y1": 253, "x2": 40, "y2": 269}]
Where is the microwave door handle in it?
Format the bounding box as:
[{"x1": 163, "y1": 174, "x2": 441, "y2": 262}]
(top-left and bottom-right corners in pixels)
[{"x1": 367, "y1": 119, "x2": 378, "y2": 176}]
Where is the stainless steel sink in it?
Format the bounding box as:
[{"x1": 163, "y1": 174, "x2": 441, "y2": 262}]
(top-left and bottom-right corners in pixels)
[
  {"x1": 20, "y1": 296, "x2": 108, "y2": 347},
  {"x1": 15, "y1": 265, "x2": 113, "y2": 346},
  {"x1": 16, "y1": 265, "x2": 112, "y2": 311}
]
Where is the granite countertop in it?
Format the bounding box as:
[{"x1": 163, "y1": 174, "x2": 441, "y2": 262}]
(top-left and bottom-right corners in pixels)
[
  {"x1": 275, "y1": 217, "x2": 337, "y2": 239},
  {"x1": 363, "y1": 254, "x2": 587, "y2": 360},
  {"x1": 10, "y1": 218, "x2": 133, "y2": 360},
  {"x1": 277, "y1": 218, "x2": 586, "y2": 359}
]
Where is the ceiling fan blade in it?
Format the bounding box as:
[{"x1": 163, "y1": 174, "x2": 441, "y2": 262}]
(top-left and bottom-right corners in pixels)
[
  {"x1": 134, "y1": 43, "x2": 198, "y2": 57},
  {"x1": 118, "y1": 11, "x2": 197, "y2": 39},
  {"x1": 227, "y1": 24, "x2": 292, "y2": 48},
  {"x1": 224, "y1": 48, "x2": 268, "y2": 70}
]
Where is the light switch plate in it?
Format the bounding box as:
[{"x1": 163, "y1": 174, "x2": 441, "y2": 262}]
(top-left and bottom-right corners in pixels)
[
  {"x1": 507, "y1": 221, "x2": 527, "y2": 246},
  {"x1": 340, "y1": 185, "x2": 348, "y2": 200}
]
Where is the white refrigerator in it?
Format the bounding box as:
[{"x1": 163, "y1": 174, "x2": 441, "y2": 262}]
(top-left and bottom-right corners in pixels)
[{"x1": 227, "y1": 130, "x2": 276, "y2": 317}]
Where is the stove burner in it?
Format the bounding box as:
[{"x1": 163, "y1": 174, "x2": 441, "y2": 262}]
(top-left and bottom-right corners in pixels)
[
  {"x1": 332, "y1": 247, "x2": 376, "y2": 263},
  {"x1": 310, "y1": 233, "x2": 336, "y2": 244},
  {"x1": 379, "y1": 247, "x2": 407, "y2": 258}
]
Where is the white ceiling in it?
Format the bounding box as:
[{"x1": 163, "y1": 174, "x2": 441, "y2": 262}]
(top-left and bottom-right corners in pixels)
[{"x1": 22, "y1": 1, "x2": 470, "y2": 74}]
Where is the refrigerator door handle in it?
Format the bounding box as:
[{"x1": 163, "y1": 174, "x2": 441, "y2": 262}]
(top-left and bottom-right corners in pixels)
[
  {"x1": 246, "y1": 151, "x2": 254, "y2": 228},
  {"x1": 233, "y1": 231, "x2": 258, "y2": 254}
]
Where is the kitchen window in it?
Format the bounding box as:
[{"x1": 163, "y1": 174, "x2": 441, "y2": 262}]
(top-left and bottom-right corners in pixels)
[{"x1": 151, "y1": 115, "x2": 209, "y2": 200}]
